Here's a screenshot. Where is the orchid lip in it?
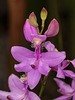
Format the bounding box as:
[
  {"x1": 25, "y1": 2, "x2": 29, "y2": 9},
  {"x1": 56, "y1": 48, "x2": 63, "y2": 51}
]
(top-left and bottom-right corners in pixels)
[{"x1": 33, "y1": 38, "x2": 41, "y2": 44}]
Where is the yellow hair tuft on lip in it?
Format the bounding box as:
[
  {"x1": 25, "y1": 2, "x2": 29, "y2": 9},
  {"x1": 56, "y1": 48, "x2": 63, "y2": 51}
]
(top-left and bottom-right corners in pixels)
[{"x1": 34, "y1": 38, "x2": 41, "y2": 44}]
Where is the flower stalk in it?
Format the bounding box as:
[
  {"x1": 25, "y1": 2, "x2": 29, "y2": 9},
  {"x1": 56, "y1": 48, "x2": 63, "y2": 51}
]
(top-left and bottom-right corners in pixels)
[
  {"x1": 39, "y1": 76, "x2": 48, "y2": 97},
  {"x1": 40, "y1": 20, "x2": 45, "y2": 34}
]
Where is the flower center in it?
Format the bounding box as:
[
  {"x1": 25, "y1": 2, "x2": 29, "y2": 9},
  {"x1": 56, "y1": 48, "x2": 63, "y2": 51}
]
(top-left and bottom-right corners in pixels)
[
  {"x1": 20, "y1": 74, "x2": 27, "y2": 84},
  {"x1": 33, "y1": 38, "x2": 41, "y2": 45}
]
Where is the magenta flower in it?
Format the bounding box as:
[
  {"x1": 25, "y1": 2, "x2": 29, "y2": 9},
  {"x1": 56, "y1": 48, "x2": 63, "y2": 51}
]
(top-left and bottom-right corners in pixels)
[
  {"x1": 54, "y1": 78, "x2": 75, "y2": 100},
  {"x1": 23, "y1": 19, "x2": 46, "y2": 48},
  {"x1": 44, "y1": 19, "x2": 59, "y2": 37},
  {"x1": 23, "y1": 19, "x2": 59, "y2": 44},
  {"x1": 0, "y1": 74, "x2": 40, "y2": 100},
  {"x1": 11, "y1": 19, "x2": 65, "y2": 89},
  {"x1": 45, "y1": 41, "x2": 75, "y2": 79},
  {"x1": 11, "y1": 45, "x2": 66, "y2": 89},
  {"x1": 56, "y1": 60, "x2": 75, "y2": 79},
  {"x1": 51, "y1": 60, "x2": 75, "y2": 79}
]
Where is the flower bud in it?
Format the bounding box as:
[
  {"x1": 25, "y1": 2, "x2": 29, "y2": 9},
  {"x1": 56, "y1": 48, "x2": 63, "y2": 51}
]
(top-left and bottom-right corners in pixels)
[
  {"x1": 44, "y1": 19, "x2": 59, "y2": 37},
  {"x1": 40, "y1": 8, "x2": 47, "y2": 21},
  {"x1": 29, "y1": 12, "x2": 38, "y2": 27}
]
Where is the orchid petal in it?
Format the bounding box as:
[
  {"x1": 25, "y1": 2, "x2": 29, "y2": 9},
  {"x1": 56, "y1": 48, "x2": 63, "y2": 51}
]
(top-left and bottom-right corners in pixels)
[
  {"x1": 72, "y1": 79, "x2": 75, "y2": 90},
  {"x1": 11, "y1": 46, "x2": 35, "y2": 62},
  {"x1": 64, "y1": 70, "x2": 75, "y2": 79},
  {"x1": 54, "y1": 95, "x2": 72, "y2": 100},
  {"x1": 14, "y1": 57, "x2": 36, "y2": 72},
  {"x1": 8, "y1": 92, "x2": 25, "y2": 100},
  {"x1": 71, "y1": 59, "x2": 75, "y2": 68},
  {"x1": 56, "y1": 65, "x2": 65, "y2": 79},
  {"x1": 44, "y1": 41, "x2": 55, "y2": 51},
  {"x1": 28, "y1": 91, "x2": 41, "y2": 100},
  {"x1": 41, "y1": 51, "x2": 66, "y2": 66},
  {"x1": 61, "y1": 60, "x2": 70, "y2": 69},
  {"x1": 14, "y1": 63, "x2": 32, "y2": 72},
  {"x1": 27, "y1": 69, "x2": 41, "y2": 89},
  {"x1": 38, "y1": 61, "x2": 51, "y2": 76},
  {"x1": 44, "y1": 19, "x2": 59, "y2": 37},
  {"x1": 0, "y1": 91, "x2": 10, "y2": 100},
  {"x1": 54, "y1": 78, "x2": 74, "y2": 94},
  {"x1": 8, "y1": 74, "x2": 25, "y2": 93},
  {"x1": 23, "y1": 19, "x2": 37, "y2": 42}
]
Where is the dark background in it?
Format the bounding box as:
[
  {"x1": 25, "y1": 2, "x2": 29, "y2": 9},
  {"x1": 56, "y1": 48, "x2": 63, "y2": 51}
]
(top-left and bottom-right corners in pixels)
[{"x1": 0, "y1": 0, "x2": 75, "y2": 100}]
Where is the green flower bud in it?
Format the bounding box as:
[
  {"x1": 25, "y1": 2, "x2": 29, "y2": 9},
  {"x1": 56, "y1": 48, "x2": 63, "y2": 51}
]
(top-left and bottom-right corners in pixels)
[
  {"x1": 29, "y1": 12, "x2": 38, "y2": 27},
  {"x1": 40, "y1": 8, "x2": 47, "y2": 21}
]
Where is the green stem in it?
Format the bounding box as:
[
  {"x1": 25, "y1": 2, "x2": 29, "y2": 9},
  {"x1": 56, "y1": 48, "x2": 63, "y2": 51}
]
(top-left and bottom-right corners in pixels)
[
  {"x1": 40, "y1": 20, "x2": 45, "y2": 34},
  {"x1": 39, "y1": 75, "x2": 48, "y2": 98},
  {"x1": 36, "y1": 26, "x2": 40, "y2": 34},
  {"x1": 39, "y1": 83, "x2": 45, "y2": 97}
]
